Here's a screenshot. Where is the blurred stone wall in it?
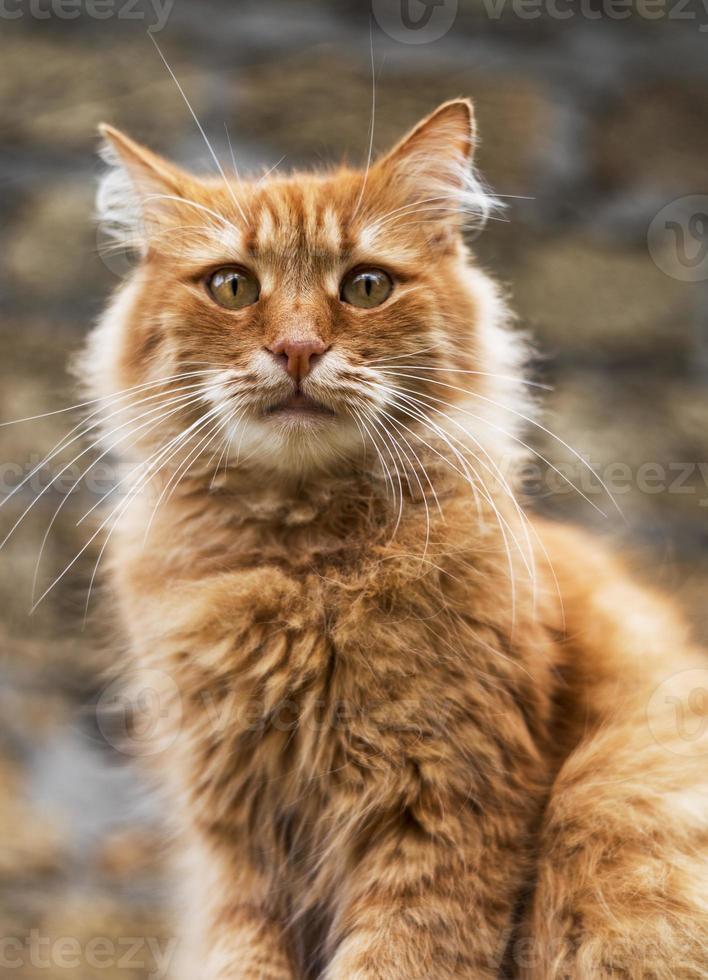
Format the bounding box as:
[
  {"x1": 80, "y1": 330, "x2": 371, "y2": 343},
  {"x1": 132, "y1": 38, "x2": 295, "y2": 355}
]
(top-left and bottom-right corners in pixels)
[{"x1": 1, "y1": 1, "x2": 707, "y2": 974}]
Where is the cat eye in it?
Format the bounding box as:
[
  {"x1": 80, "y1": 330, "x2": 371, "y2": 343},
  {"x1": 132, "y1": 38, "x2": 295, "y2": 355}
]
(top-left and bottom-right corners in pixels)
[
  {"x1": 207, "y1": 267, "x2": 260, "y2": 310},
  {"x1": 340, "y1": 268, "x2": 393, "y2": 309}
]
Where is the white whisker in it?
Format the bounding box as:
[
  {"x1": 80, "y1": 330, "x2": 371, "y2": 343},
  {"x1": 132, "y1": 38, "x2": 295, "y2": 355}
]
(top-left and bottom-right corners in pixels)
[
  {"x1": 141, "y1": 404, "x2": 232, "y2": 545},
  {"x1": 379, "y1": 371, "x2": 616, "y2": 519},
  {"x1": 148, "y1": 34, "x2": 249, "y2": 227},
  {"x1": 378, "y1": 364, "x2": 551, "y2": 391},
  {"x1": 375, "y1": 382, "x2": 537, "y2": 584},
  {"x1": 31, "y1": 389, "x2": 213, "y2": 603},
  {"x1": 365, "y1": 390, "x2": 530, "y2": 628},
  {"x1": 257, "y1": 156, "x2": 287, "y2": 184},
  {"x1": 360, "y1": 404, "x2": 405, "y2": 539},
  {"x1": 349, "y1": 405, "x2": 397, "y2": 512},
  {"x1": 374, "y1": 405, "x2": 437, "y2": 561},
  {"x1": 83, "y1": 407, "x2": 240, "y2": 623},
  {"x1": 31, "y1": 399, "x2": 226, "y2": 614},
  {"x1": 0, "y1": 369, "x2": 219, "y2": 430},
  {"x1": 351, "y1": 17, "x2": 377, "y2": 222},
  {"x1": 2, "y1": 383, "x2": 215, "y2": 557}
]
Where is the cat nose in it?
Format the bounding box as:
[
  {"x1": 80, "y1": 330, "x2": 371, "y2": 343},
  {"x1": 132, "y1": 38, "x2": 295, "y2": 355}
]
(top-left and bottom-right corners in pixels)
[{"x1": 268, "y1": 338, "x2": 330, "y2": 384}]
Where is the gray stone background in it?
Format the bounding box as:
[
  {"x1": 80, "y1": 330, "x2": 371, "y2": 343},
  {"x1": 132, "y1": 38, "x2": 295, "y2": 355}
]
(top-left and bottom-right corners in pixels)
[{"x1": 1, "y1": 0, "x2": 708, "y2": 974}]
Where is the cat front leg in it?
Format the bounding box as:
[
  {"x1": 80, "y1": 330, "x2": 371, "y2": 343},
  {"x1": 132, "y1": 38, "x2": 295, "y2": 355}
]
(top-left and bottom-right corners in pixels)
[
  {"x1": 520, "y1": 521, "x2": 708, "y2": 979},
  {"x1": 320, "y1": 803, "x2": 532, "y2": 980},
  {"x1": 123, "y1": 566, "x2": 317, "y2": 979},
  {"x1": 518, "y1": 692, "x2": 708, "y2": 980},
  {"x1": 198, "y1": 908, "x2": 295, "y2": 980},
  {"x1": 174, "y1": 839, "x2": 297, "y2": 980}
]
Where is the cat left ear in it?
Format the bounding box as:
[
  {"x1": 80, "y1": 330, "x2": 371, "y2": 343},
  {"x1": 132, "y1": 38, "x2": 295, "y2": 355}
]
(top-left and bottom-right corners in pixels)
[
  {"x1": 373, "y1": 99, "x2": 490, "y2": 230},
  {"x1": 96, "y1": 124, "x2": 195, "y2": 254}
]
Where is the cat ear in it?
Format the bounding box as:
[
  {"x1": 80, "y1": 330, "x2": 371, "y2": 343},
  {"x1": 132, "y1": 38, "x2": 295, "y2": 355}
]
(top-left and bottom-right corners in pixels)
[
  {"x1": 96, "y1": 124, "x2": 195, "y2": 254},
  {"x1": 373, "y1": 99, "x2": 492, "y2": 230},
  {"x1": 382, "y1": 99, "x2": 476, "y2": 172}
]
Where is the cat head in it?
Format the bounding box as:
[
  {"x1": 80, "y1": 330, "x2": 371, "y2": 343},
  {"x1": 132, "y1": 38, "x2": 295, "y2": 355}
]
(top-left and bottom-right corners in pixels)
[{"x1": 88, "y1": 100, "x2": 528, "y2": 479}]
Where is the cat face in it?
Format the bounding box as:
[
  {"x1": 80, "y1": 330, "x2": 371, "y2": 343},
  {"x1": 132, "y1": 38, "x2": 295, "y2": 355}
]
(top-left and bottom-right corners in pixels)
[{"x1": 93, "y1": 101, "x2": 522, "y2": 475}]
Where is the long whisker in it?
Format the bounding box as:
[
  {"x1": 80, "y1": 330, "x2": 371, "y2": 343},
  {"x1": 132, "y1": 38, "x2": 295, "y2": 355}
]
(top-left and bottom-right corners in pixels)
[
  {"x1": 167, "y1": 408, "x2": 240, "y2": 507},
  {"x1": 0, "y1": 371, "x2": 220, "y2": 520},
  {"x1": 209, "y1": 409, "x2": 242, "y2": 488},
  {"x1": 380, "y1": 206, "x2": 508, "y2": 230},
  {"x1": 369, "y1": 384, "x2": 485, "y2": 519},
  {"x1": 148, "y1": 34, "x2": 249, "y2": 228},
  {"x1": 376, "y1": 364, "x2": 551, "y2": 391},
  {"x1": 83, "y1": 397, "x2": 228, "y2": 534},
  {"x1": 82, "y1": 411, "x2": 224, "y2": 623},
  {"x1": 84, "y1": 406, "x2": 241, "y2": 624},
  {"x1": 366, "y1": 390, "x2": 533, "y2": 626},
  {"x1": 401, "y1": 410, "x2": 519, "y2": 630},
  {"x1": 381, "y1": 409, "x2": 443, "y2": 518},
  {"x1": 31, "y1": 390, "x2": 212, "y2": 603},
  {"x1": 366, "y1": 346, "x2": 438, "y2": 366},
  {"x1": 368, "y1": 378, "x2": 565, "y2": 627},
  {"x1": 374, "y1": 409, "x2": 416, "y2": 498},
  {"x1": 347, "y1": 408, "x2": 391, "y2": 502},
  {"x1": 373, "y1": 405, "x2": 437, "y2": 561},
  {"x1": 141, "y1": 403, "x2": 232, "y2": 544},
  {"x1": 349, "y1": 405, "x2": 397, "y2": 512},
  {"x1": 224, "y1": 123, "x2": 255, "y2": 227},
  {"x1": 0, "y1": 369, "x2": 219, "y2": 429},
  {"x1": 31, "y1": 400, "x2": 224, "y2": 613},
  {"x1": 370, "y1": 194, "x2": 463, "y2": 227},
  {"x1": 380, "y1": 395, "x2": 523, "y2": 559},
  {"x1": 84, "y1": 401, "x2": 244, "y2": 625},
  {"x1": 375, "y1": 385, "x2": 539, "y2": 618},
  {"x1": 351, "y1": 17, "x2": 377, "y2": 221},
  {"x1": 375, "y1": 381, "x2": 571, "y2": 624},
  {"x1": 257, "y1": 155, "x2": 287, "y2": 184},
  {"x1": 371, "y1": 198, "x2": 507, "y2": 232},
  {"x1": 375, "y1": 382, "x2": 537, "y2": 577},
  {"x1": 360, "y1": 404, "x2": 405, "y2": 538},
  {"x1": 143, "y1": 194, "x2": 236, "y2": 231},
  {"x1": 379, "y1": 370, "x2": 617, "y2": 519},
  {"x1": 2, "y1": 384, "x2": 215, "y2": 556},
  {"x1": 223, "y1": 121, "x2": 242, "y2": 183}
]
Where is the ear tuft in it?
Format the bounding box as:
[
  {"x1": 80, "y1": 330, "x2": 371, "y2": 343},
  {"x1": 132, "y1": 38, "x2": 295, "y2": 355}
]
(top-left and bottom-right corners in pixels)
[
  {"x1": 95, "y1": 124, "x2": 189, "y2": 255},
  {"x1": 96, "y1": 126, "x2": 144, "y2": 253}
]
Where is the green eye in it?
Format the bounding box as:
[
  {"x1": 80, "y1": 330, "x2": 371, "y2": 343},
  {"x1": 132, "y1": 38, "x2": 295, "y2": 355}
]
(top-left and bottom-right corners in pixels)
[
  {"x1": 340, "y1": 268, "x2": 393, "y2": 309},
  {"x1": 207, "y1": 268, "x2": 260, "y2": 309}
]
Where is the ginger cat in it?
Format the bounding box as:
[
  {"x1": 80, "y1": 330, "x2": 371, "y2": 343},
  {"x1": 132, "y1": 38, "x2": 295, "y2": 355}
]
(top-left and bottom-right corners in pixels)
[{"x1": 84, "y1": 100, "x2": 708, "y2": 978}]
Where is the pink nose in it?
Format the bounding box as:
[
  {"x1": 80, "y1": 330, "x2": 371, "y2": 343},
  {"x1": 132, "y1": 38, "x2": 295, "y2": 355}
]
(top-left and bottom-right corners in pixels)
[{"x1": 269, "y1": 338, "x2": 329, "y2": 384}]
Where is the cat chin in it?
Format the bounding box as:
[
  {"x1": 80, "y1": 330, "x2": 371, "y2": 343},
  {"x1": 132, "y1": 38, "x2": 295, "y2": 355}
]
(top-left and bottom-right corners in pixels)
[{"x1": 227, "y1": 412, "x2": 364, "y2": 475}]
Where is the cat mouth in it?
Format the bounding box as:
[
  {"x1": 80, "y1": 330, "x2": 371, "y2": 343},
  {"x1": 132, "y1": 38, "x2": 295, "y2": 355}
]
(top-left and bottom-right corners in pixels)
[{"x1": 265, "y1": 392, "x2": 337, "y2": 418}]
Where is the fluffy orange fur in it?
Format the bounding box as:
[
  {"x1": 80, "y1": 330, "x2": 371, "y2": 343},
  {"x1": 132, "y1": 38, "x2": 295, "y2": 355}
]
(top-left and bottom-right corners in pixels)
[{"x1": 84, "y1": 101, "x2": 708, "y2": 978}]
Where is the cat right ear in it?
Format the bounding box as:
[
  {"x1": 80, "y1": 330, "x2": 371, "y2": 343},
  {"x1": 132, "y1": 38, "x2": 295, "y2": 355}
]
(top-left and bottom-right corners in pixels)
[{"x1": 96, "y1": 124, "x2": 194, "y2": 255}]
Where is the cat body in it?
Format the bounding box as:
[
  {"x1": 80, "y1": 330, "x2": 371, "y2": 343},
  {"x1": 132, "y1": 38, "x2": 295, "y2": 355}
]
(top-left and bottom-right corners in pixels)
[
  {"x1": 85, "y1": 101, "x2": 708, "y2": 978},
  {"x1": 112, "y1": 462, "x2": 554, "y2": 978}
]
